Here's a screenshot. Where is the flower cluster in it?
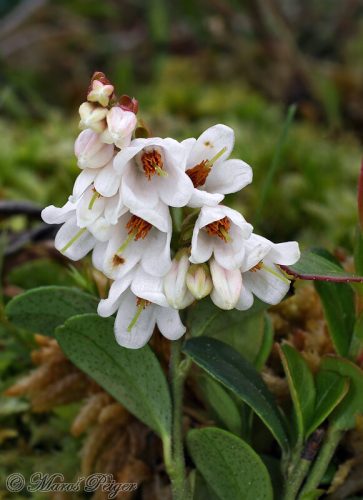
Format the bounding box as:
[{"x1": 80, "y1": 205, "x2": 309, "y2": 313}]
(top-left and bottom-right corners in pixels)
[{"x1": 42, "y1": 72, "x2": 300, "y2": 349}]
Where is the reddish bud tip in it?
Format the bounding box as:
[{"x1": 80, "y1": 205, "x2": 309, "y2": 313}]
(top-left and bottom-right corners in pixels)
[{"x1": 119, "y1": 95, "x2": 139, "y2": 114}]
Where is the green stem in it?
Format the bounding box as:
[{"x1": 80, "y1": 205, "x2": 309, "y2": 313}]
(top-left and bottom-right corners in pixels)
[
  {"x1": 283, "y1": 457, "x2": 311, "y2": 500},
  {"x1": 299, "y1": 426, "x2": 343, "y2": 497},
  {"x1": 165, "y1": 338, "x2": 192, "y2": 500}
]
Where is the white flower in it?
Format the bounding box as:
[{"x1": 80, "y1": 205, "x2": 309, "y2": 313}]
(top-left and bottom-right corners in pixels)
[
  {"x1": 163, "y1": 250, "x2": 194, "y2": 309},
  {"x1": 87, "y1": 78, "x2": 114, "y2": 107},
  {"x1": 100, "y1": 200, "x2": 172, "y2": 281},
  {"x1": 113, "y1": 137, "x2": 194, "y2": 211},
  {"x1": 79, "y1": 102, "x2": 108, "y2": 133},
  {"x1": 190, "y1": 205, "x2": 253, "y2": 271},
  {"x1": 75, "y1": 129, "x2": 114, "y2": 169},
  {"x1": 236, "y1": 234, "x2": 300, "y2": 310},
  {"x1": 100, "y1": 107, "x2": 137, "y2": 148},
  {"x1": 182, "y1": 124, "x2": 253, "y2": 208},
  {"x1": 210, "y1": 258, "x2": 242, "y2": 310},
  {"x1": 98, "y1": 267, "x2": 186, "y2": 349},
  {"x1": 186, "y1": 264, "x2": 213, "y2": 300}
]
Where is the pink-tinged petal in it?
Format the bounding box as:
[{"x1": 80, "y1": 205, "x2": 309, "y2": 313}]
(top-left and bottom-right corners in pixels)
[
  {"x1": 71, "y1": 168, "x2": 100, "y2": 201},
  {"x1": 235, "y1": 283, "x2": 254, "y2": 311},
  {"x1": 244, "y1": 265, "x2": 291, "y2": 305},
  {"x1": 269, "y1": 241, "x2": 300, "y2": 266},
  {"x1": 205, "y1": 159, "x2": 253, "y2": 195},
  {"x1": 186, "y1": 124, "x2": 234, "y2": 168},
  {"x1": 190, "y1": 230, "x2": 213, "y2": 264},
  {"x1": 155, "y1": 306, "x2": 186, "y2": 340},
  {"x1": 98, "y1": 274, "x2": 133, "y2": 317},
  {"x1": 131, "y1": 267, "x2": 168, "y2": 307},
  {"x1": 210, "y1": 259, "x2": 242, "y2": 310},
  {"x1": 121, "y1": 167, "x2": 159, "y2": 210},
  {"x1": 75, "y1": 129, "x2": 114, "y2": 169},
  {"x1": 114, "y1": 290, "x2": 156, "y2": 349},
  {"x1": 94, "y1": 160, "x2": 121, "y2": 197},
  {"x1": 41, "y1": 201, "x2": 75, "y2": 224},
  {"x1": 55, "y1": 216, "x2": 95, "y2": 261},
  {"x1": 187, "y1": 189, "x2": 224, "y2": 208},
  {"x1": 141, "y1": 229, "x2": 172, "y2": 277}
]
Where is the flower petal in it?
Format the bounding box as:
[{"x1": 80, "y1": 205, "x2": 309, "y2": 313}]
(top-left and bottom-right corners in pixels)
[
  {"x1": 190, "y1": 230, "x2": 213, "y2": 264},
  {"x1": 55, "y1": 216, "x2": 95, "y2": 261},
  {"x1": 92, "y1": 241, "x2": 107, "y2": 270},
  {"x1": 240, "y1": 234, "x2": 272, "y2": 272},
  {"x1": 155, "y1": 306, "x2": 186, "y2": 340},
  {"x1": 122, "y1": 166, "x2": 159, "y2": 211},
  {"x1": 76, "y1": 187, "x2": 106, "y2": 228},
  {"x1": 269, "y1": 241, "x2": 301, "y2": 266},
  {"x1": 205, "y1": 158, "x2": 253, "y2": 195},
  {"x1": 235, "y1": 283, "x2": 254, "y2": 311},
  {"x1": 98, "y1": 274, "x2": 133, "y2": 317},
  {"x1": 94, "y1": 160, "x2": 121, "y2": 197},
  {"x1": 141, "y1": 229, "x2": 172, "y2": 277},
  {"x1": 210, "y1": 259, "x2": 242, "y2": 310},
  {"x1": 157, "y1": 165, "x2": 194, "y2": 207},
  {"x1": 243, "y1": 265, "x2": 291, "y2": 305},
  {"x1": 71, "y1": 168, "x2": 100, "y2": 201},
  {"x1": 186, "y1": 124, "x2": 234, "y2": 168},
  {"x1": 41, "y1": 201, "x2": 75, "y2": 224},
  {"x1": 131, "y1": 267, "x2": 168, "y2": 307},
  {"x1": 187, "y1": 189, "x2": 224, "y2": 209},
  {"x1": 131, "y1": 200, "x2": 171, "y2": 233}
]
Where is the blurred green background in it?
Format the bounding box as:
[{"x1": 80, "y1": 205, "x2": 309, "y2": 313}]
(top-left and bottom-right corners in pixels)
[{"x1": 1, "y1": 0, "x2": 363, "y2": 249}]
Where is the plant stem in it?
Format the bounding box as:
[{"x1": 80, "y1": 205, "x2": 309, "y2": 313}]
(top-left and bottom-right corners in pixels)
[
  {"x1": 299, "y1": 426, "x2": 343, "y2": 497},
  {"x1": 165, "y1": 338, "x2": 192, "y2": 500},
  {"x1": 283, "y1": 457, "x2": 311, "y2": 500}
]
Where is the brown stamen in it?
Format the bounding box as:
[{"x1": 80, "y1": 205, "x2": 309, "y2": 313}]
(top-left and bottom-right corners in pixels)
[
  {"x1": 126, "y1": 215, "x2": 152, "y2": 240},
  {"x1": 141, "y1": 150, "x2": 164, "y2": 180},
  {"x1": 112, "y1": 255, "x2": 125, "y2": 266},
  {"x1": 205, "y1": 217, "x2": 231, "y2": 242},
  {"x1": 250, "y1": 262, "x2": 263, "y2": 272},
  {"x1": 186, "y1": 160, "x2": 210, "y2": 187}
]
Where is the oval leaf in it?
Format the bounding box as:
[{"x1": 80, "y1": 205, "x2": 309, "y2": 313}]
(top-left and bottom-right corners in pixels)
[
  {"x1": 279, "y1": 344, "x2": 315, "y2": 440},
  {"x1": 6, "y1": 286, "x2": 98, "y2": 336},
  {"x1": 188, "y1": 427, "x2": 273, "y2": 500},
  {"x1": 56, "y1": 314, "x2": 171, "y2": 439},
  {"x1": 184, "y1": 337, "x2": 289, "y2": 451}
]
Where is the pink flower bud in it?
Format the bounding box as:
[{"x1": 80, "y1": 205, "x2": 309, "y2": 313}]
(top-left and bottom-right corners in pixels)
[
  {"x1": 210, "y1": 258, "x2": 242, "y2": 310},
  {"x1": 74, "y1": 129, "x2": 114, "y2": 169},
  {"x1": 101, "y1": 107, "x2": 137, "y2": 148},
  {"x1": 186, "y1": 264, "x2": 213, "y2": 300},
  {"x1": 79, "y1": 102, "x2": 108, "y2": 133},
  {"x1": 87, "y1": 74, "x2": 114, "y2": 107}
]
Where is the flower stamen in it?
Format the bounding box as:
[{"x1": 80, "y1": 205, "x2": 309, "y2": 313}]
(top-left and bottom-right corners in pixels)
[
  {"x1": 141, "y1": 150, "x2": 166, "y2": 180},
  {"x1": 205, "y1": 217, "x2": 231, "y2": 242},
  {"x1": 88, "y1": 189, "x2": 101, "y2": 210},
  {"x1": 116, "y1": 216, "x2": 153, "y2": 254},
  {"x1": 60, "y1": 228, "x2": 87, "y2": 253},
  {"x1": 127, "y1": 298, "x2": 151, "y2": 332},
  {"x1": 186, "y1": 147, "x2": 227, "y2": 188}
]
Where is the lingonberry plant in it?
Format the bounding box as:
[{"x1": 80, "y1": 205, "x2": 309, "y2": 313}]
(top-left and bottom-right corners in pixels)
[{"x1": 5, "y1": 73, "x2": 363, "y2": 499}]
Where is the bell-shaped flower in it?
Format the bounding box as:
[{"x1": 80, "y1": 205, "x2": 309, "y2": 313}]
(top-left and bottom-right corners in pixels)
[
  {"x1": 87, "y1": 77, "x2": 114, "y2": 107},
  {"x1": 79, "y1": 102, "x2": 108, "y2": 133},
  {"x1": 236, "y1": 234, "x2": 300, "y2": 310},
  {"x1": 100, "y1": 201, "x2": 172, "y2": 281},
  {"x1": 113, "y1": 137, "x2": 194, "y2": 211},
  {"x1": 98, "y1": 267, "x2": 186, "y2": 349},
  {"x1": 100, "y1": 106, "x2": 137, "y2": 148},
  {"x1": 75, "y1": 129, "x2": 114, "y2": 169},
  {"x1": 163, "y1": 249, "x2": 194, "y2": 309},
  {"x1": 186, "y1": 263, "x2": 213, "y2": 300},
  {"x1": 210, "y1": 258, "x2": 242, "y2": 310},
  {"x1": 190, "y1": 205, "x2": 253, "y2": 271},
  {"x1": 182, "y1": 124, "x2": 253, "y2": 208}
]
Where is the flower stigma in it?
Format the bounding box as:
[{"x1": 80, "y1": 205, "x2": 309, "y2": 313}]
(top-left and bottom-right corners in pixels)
[
  {"x1": 186, "y1": 146, "x2": 227, "y2": 187},
  {"x1": 60, "y1": 228, "x2": 87, "y2": 253},
  {"x1": 88, "y1": 188, "x2": 101, "y2": 210},
  {"x1": 127, "y1": 297, "x2": 151, "y2": 332},
  {"x1": 116, "y1": 216, "x2": 153, "y2": 255},
  {"x1": 205, "y1": 216, "x2": 231, "y2": 242}
]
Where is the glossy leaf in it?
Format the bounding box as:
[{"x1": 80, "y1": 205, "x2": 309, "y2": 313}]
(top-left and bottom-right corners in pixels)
[
  {"x1": 254, "y1": 314, "x2": 274, "y2": 371},
  {"x1": 306, "y1": 370, "x2": 349, "y2": 437},
  {"x1": 56, "y1": 314, "x2": 171, "y2": 439},
  {"x1": 188, "y1": 427, "x2": 273, "y2": 500},
  {"x1": 322, "y1": 356, "x2": 363, "y2": 430},
  {"x1": 184, "y1": 337, "x2": 289, "y2": 451},
  {"x1": 198, "y1": 375, "x2": 242, "y2": 435},
  {"x1": 282, "y1": 251, "x2": 363, "y2": 282},
  {"x1": 279, "y1": 344, "x2": 315, "y2": 440},
  {"x1": 6, "y1": 286, "x2": 98, "y2": 337}
]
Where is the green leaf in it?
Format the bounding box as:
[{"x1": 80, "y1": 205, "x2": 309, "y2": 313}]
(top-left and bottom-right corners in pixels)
[
  {"x1": 314, "y1": 278, "x2": 355, "y2": 356},
  {"x1": 306, "y1": 370, "x2": 349, "y2": 436},
  {"x1": 254, "y1": 314, "x2": 274, "y2": 371},
  {"x1": 279, "y1": 344, "x2": 315, "y2": 440},
  {"x1": 184, "y1": 337, "x2": 289, "y2": 451},
  {"x1": 5, "y1": 286, "x2": 98, "y2": 337},
  {"x1": 187, "y1": 298, "x2": 269, "y2": 364},
  {"x1": 350, "y1": 311, "x2": 363, "y2": 358},
  {"x1": 282, "y1": 250, "x2": 363, "y2": 282},
  {"x1": 198, "y1": 375, "x2": 242, "y2": 435},
  {"x1": 322, "y1": 356, "x2": 363, "y2": 430},
  {"x1": 56, "y1": 314, "x2": 171, "y2": 439},
  {"x1": 7, "y1": 259, "x2": 74, "y2": 289},
  {"x1": 188, "y1": 427, "x2": 273, "y2": 500}
]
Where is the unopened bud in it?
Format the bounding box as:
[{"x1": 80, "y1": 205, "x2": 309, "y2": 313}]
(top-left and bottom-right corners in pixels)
[
  {"x1": 101, "y1": 107, "x2": 137, "y2": 149},
  {"x1": 186, "y1": 264, "x2": 212, "y2": 300},
  {"x1": 119, "y1": 95, "x2": 139, "y2": 114},
  {"x1": 74, "y1": 129, "x2": 114, "y2": 169},
  {"x1": 79, "y1": 102, "x2": 108, "y2": 133},
  {"x1": 210, "y1": 258, "x2": 242, "y2": 310},
  {"x1": 163, "y1": 249, "x2": 194, "y2": 309},
  {"x1": 87, "y1": 73, "x2": 114, "y2": 107}
]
